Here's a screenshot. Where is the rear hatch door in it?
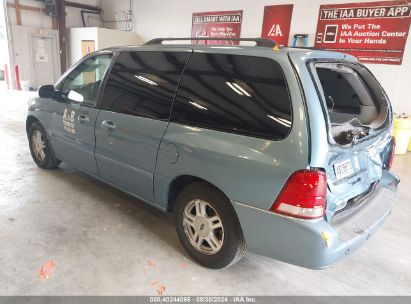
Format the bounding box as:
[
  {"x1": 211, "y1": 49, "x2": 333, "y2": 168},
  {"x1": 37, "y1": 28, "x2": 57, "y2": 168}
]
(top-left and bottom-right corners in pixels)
[{"x1": 307, "y1": 60, "x2": 394, "y2": 218}]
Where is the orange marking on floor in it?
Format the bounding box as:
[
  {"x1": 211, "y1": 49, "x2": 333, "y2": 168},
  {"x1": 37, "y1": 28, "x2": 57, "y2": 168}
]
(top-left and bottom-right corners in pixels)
[
  {"x1": 147, "y1": 260, "x2": 156, "y2": 267},
  {"x1": 38, "y1": 260, "x2": 56, "y2": 281},
  {"x1": 157, "y1": 284, "x2": 166, "y2": 295}
]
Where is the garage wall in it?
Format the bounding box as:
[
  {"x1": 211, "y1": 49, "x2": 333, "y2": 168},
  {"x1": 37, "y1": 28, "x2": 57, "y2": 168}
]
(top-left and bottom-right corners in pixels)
[
  {"x1": 67, "y1": 27, "x2": 142, "y2": 66},
  {"x1": 97, "y1": 27, "x2": 142, "y2": 49},
  {"x1": 6, "y1": 0, "x2": 52, "y2": 28},
  {"x1": 5, "y1": 0, "x2": 103, "y2": 88},
  {"x1": 0, "y1": 2, "x2": 9, "y2": 67},
  {"x1": 113, "y1": 0, "x2": 411, "y2": 113},
  {"x1": 5, "y1": 0, "x2": 100, "y2": 29},
  {"x1": 100, "y1": 0, "x2": 133, "y2": 31},
  {"x1": 11, "y1": 25, "x2": 60, "y2": 88}
]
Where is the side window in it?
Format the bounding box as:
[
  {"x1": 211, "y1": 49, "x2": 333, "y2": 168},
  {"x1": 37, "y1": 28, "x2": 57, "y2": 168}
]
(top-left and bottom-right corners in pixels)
[
  {"x1": 171, "y1": 53, "x2": 292, "y2": 140},
  {"x1": 61, "y1": 54, "x2": 112, "y2": 106},
  {"x1": 100, "y1": 51, "x2": 190, "y2": 120}
]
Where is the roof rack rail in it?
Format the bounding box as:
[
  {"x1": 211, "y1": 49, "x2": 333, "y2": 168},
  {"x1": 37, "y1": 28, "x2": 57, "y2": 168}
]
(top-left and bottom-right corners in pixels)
[{"x1": 144, "y1": 37, "x2": 277, "y2": 48}]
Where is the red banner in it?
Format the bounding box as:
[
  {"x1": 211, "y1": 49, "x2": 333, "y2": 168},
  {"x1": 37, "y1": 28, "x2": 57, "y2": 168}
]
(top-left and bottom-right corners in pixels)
[
  {"x1": 315, "y1": 1, "x2": 411, "y2": 65},
  {"x1": 261, "y1": 5, "x2": 294, "y2": 46},
  {"x1": 191, "y1": 10, "x2": 243, "y2": 45}
]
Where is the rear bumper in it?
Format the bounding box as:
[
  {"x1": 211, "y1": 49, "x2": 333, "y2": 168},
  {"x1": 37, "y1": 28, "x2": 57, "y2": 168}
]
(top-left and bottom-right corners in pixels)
[{"x1": 232, "y1": 170, "x2": 399, "y2": 269}]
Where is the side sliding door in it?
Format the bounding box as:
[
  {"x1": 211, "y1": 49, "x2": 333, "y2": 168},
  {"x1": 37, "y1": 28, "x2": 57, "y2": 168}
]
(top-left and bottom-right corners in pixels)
[{"x1": 95, "y1": 50, "x2": 191, "y2": 202}]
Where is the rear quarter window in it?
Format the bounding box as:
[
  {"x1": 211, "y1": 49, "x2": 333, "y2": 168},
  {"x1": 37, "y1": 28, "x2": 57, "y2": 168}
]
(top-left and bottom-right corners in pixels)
[{"x1": 171, "y1": 53, "x2": 292, "y2": 140}]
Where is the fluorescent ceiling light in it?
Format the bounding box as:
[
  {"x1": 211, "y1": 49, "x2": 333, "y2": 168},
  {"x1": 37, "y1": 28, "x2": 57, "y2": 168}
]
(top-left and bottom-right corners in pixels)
[
  {"x1": 232, "y1": 83, "x2": 251, "y2": 97},
  {"x1": 189, "y1": 101, "x2": 208, "y2": 110},
  {"x1": 226, "y1": 82, "x2": 243, "y2": 95},
  {"x1": 134, "y1": 75, "x2": 158, "y2": 86},
  {"x1": 267, "y1": 115, "x2": 291, "y2": 127},
  {"x1": 226, "y1": 82, "x2": 251, "y2": 97},
  {"x1": 278, "y1": 118, "x2": 291, "y2": 126}
]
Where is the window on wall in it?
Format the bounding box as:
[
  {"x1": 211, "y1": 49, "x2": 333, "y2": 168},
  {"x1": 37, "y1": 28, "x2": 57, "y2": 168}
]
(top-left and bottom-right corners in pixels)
[
  {"x1": 100, "y1": 51, "x2": 191, "y2": 120},
  {"x1": 61, "y1": 54, "x2": 112, "y2": 106},
  {"x1": 171, "y1": 53, "x2": 292, "y2": 140}
]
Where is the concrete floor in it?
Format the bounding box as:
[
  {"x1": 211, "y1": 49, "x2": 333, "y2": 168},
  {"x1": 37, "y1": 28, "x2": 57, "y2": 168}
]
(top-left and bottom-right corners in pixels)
[{"x1": 0, "y1": 90, "x2": 410, "y2": 295}]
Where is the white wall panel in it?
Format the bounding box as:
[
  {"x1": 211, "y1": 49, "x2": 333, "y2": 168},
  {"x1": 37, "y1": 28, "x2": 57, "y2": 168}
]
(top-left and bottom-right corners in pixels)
[{"x1": 102, "y1": 0, "x2": 411, "y2": 113}]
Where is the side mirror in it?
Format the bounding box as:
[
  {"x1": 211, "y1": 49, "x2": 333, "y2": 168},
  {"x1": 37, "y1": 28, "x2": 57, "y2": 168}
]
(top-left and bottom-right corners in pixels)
[{"x1": 38, "y1": 85, "x2": 55, "y2": 98}]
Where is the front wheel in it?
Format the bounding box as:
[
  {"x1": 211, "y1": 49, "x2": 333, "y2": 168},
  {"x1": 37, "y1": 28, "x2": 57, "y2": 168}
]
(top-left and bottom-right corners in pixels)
[
  {"x1": 28, "y1": 121, "x2": 60, "y2": 169},
  {"x1": 175, "y1": 182, "x2": 246, "y2": 269}
]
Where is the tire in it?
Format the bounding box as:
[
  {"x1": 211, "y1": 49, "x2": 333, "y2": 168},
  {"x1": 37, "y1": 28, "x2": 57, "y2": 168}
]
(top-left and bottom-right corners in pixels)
[
  {"x1": 175, "y1": 182, "x2": 246, "y2": 269},
  {"x1": 28, "y1": 121, "x2": 61, "y2": 169}
]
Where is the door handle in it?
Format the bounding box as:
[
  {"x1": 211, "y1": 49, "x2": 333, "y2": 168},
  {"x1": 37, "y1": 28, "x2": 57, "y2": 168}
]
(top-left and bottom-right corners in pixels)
[
  {"x1": 101, "y1": 120, "x2": 116, "y2": 130},
  {"x1": 78, "y1": 115, "x2": 89, "y2": 124}
]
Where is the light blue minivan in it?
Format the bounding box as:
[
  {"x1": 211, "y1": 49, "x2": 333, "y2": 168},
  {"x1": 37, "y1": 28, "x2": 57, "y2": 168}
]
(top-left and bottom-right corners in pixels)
[{"x1": 26, "y1": 38, "x2": 399, "y2": 269}]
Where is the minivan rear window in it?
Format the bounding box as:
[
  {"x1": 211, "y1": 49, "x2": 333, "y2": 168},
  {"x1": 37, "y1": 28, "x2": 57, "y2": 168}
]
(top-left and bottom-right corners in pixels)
[
  {"x1": 314, "y1": 62, "x2": 388, "y2": 145},
  {"x1": 171, "y1": 53, "x2": 292, "y2": 140}
]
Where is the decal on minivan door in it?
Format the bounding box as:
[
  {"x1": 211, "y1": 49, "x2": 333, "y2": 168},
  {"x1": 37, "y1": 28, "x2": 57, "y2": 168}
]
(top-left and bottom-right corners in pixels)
[{"x1": 63, "y1": 108, "x2": 76, "y2": 135}]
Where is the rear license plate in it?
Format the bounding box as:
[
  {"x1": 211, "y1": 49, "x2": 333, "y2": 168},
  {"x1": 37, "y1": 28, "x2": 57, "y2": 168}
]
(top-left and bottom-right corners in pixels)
[{"x1": 334, "y1": 159, "x2": 355, "y2": 180}]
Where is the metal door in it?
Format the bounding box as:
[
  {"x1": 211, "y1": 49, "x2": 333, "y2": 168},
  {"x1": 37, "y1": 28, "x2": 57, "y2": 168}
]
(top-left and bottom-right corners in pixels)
[{"x1": 31, "y1": 36, "x2": 56, "y2": 89}]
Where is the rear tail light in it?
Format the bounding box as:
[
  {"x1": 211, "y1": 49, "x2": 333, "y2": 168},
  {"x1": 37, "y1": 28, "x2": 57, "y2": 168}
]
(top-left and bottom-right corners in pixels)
[
  {"x1": 270, "y1": 170, "x2": 327, "y2": 220},
  {"x1": 388, "y1": 136, "x2": 396, "y2": 170}
]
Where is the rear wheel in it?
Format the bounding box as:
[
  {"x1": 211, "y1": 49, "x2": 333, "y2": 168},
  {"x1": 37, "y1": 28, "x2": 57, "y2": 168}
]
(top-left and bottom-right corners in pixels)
[
  {"x1": 28, "y1": 121, "x2": 60, "y2": 169},
  {"x1": 175, "y1": 182, "x2": 246, "y2": 269}
]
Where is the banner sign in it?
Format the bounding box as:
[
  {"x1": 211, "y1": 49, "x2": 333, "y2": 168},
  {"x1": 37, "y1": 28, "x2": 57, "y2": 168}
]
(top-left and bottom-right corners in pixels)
[
  {"x1": 261, "y1": 5, "x2": 294, "y2": 46},
  {"x1": 191, "y1": 10, "x2": 243, "y2": 45},
  {"x1": 314, "y1": 1, "x2": 411, "y2": 65}
]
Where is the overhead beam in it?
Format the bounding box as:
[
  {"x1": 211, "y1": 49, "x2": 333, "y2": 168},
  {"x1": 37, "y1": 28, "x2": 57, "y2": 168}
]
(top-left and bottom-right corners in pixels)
[
  {"x1": 57, "y1": 0, "x2": 67, "y2": 73},
  {"x1": 7, "y1": 3, "x2": 43, "y2": 13},
  {"x1": 51, "y1": 16, "x2": 58, "y2": 30},
  {"x1": 13, "y1": 0, "x2": 21, "y2": 25},
  {"x1": 65, "y1": 1, "x2": 100, "y2": 12},
  {"x1": 7, "y1": 1, "x2": 57, "y2": 30}
]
